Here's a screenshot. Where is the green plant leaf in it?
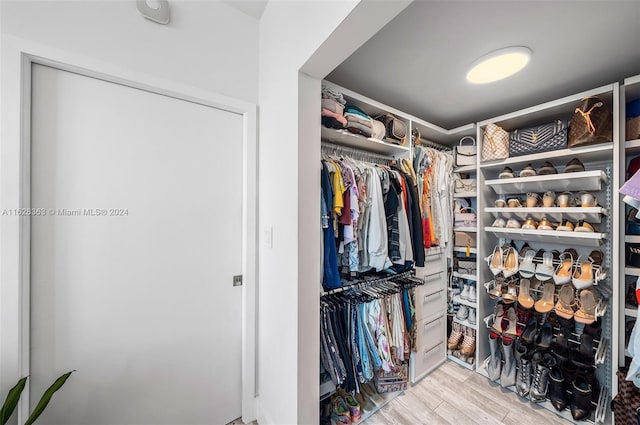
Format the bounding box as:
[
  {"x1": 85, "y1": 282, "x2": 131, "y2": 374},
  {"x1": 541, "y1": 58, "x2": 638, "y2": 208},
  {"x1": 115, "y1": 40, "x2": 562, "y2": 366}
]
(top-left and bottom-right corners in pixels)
[
  {"x1": 24, "y1": 371, "x2": 74, "y2": 425},
  {"x1": 0, "y1": 376, "x2": 28, "y2": 425}
]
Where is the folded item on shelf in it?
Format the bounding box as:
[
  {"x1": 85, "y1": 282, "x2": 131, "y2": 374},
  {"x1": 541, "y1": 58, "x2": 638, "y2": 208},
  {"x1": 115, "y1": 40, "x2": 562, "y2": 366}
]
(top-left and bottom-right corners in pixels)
[
  {"x1": 322, "y1": 97, "x2": 345, "y2": 115},
  {"x1": 454, "y1": 231, "x2": 476, "y2": 248},
  {"x1": 321, "y1": 85, "x2": 346, "y2": 105},
  {"x1": 321, "y1": 108, "x2": 347, "y2": 127},
  {"x1": 344, "y1": 105, "x2": 371, "y2": 120},
  {"x1": 509, "y1": 119, "x2": 568, "y2": 157}
]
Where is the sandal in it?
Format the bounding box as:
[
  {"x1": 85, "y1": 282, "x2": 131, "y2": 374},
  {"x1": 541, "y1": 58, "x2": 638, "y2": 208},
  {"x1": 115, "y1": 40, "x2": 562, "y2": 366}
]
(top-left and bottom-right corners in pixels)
[
  {"x1": 575, "y1": 288, "x2": 599, "y2": 325},
  {"x1": 538, "y1": 217, "x2": 555, "y2": 231},
  {"x1": 499, "y1": 166, "x2": 515, "y2": 179},
  {"x1": 503, "y1": 247, "x2": 519, "y2": 278},
  {"x1": 554, "y1": 284, "x2": 575, "y2": 319},
  {"x1": 564, "y1": 157, "x2": 586, "y2": 173},
  {"x1": 538, "y1": 161, "x2": 558, "y2": 175},
  {"x1": 557, "y1": 191, "x2": 575, "y2": 208},
  {"x1": 535, "y1": 251, "x2": 554, "y2": 281},
  {"x1": 506, "y1": 218, "x2": 522, "y2": 228},
  {"x1": 519, "y1": 249, "x2": 536, "y2": 278},
  {"x1": 492, "y1": 217, "x2": 506, "y2": 227},
  {"x1": 522, "y1": 217, "x2": 538, "y2": 230},
  {"x1": 495, "y1": 197, "x2": 507, "y2": 208},
  {"x1": 491, "y1": 302, "x2": 506, "y2": 335},
  {"x1": 574, "y1": 221, "x2": 595, "y2": 233},
  {"x1": 486, "y1": 245, "x2": 504, "y2": 275},
  {"x1": 535, "y1": 282, "x2": 555, "y2": 313},
  {"x1": 542, "y1": 191, "x2": 556, "y2": 207},
  {"x1": 520, "y1": 164, "x2": 537, "y2": 178},
  {"x1": 503, "y1": 278, "x2": 518, "y2": 303},
  {"x1": 502, "y1": 306, "x2": 518, "y2": 340},
  {"x1": 518, "y1": 278, "x2": 534, "y2": 309},
  {"x1": 553, "y1": 251, "x2": 574, "y2": 285},
  {"x1": 557, "y1": 219, "x2": 575, "y2": 232},
  {"x1": 573, "y1": 255, "x2": 594, "y2": 289},
  {"x1": 507, "y1": 198, "x2": 524, "y2": 208}
]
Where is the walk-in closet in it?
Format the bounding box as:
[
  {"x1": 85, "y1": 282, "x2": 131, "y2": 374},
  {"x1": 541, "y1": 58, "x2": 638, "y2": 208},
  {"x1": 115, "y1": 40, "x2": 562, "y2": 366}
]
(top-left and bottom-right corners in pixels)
[{"x1": 316, "y1": 2, "x2": 640, "y2": 424}]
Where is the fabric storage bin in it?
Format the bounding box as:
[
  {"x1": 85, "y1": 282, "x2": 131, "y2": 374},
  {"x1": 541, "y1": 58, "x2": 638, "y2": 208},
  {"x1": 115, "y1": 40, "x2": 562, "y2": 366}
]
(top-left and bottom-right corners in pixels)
[
  {"x1": 454, "y1": 231, "x2": 476, "y2": 248},
  {"x1": 627, "y1": 98, "x2": 640, "y2": 141},
  {"x1": 627, "y1": 244, "x2": 640, "y2": 267},
  {"x1": 508, "y1": 120, "x2": 568, "y2": 157},
  {"x1": 374, "y1": 362, "x2": 408, "y2": 393}
]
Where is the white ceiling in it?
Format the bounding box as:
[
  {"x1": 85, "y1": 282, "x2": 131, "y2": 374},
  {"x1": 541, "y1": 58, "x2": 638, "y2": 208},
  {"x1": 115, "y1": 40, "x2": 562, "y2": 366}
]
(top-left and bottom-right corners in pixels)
[
  {"x1": 327, "y1": 1, "x2": 640, "y2": 129},
  {"x1": 221, "y1": 0, "x2": 267, "y2": 19}
]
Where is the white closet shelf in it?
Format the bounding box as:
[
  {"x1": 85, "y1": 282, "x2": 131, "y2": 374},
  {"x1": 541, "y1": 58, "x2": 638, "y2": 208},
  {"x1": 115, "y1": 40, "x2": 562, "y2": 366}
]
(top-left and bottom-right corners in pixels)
[
  {"x1": 453, "y1": 317, "x2": 478, "y2": 329},
  {"x1": 453, "y1": 226, "x2": 477, "y2": 233},
  {"x1": 626, "y1": 307, "x2": 638, "y2": 317},
  {"x1": 358, "y1": 390, "x2": 404, "y2": 423},
  {"x1": 484, "y1": 226, "x2": 607, "y2": 247},
  {"x1": 479, "y1": 144, "x2": 613, "y2": 171},
  {"x1": 626, "y1": 235, "x2": 640, "y2": 243},
  {"x1": 453, "y1": 247, "x2": 477, "y2": 255},
  {"x1": 626, "y1": 139, "x2": 640, "y2": 153},
  {"x1": 485, "y1": 207, "x2": 607, "y2": 223},
  {"x1": 447, "y1": 354, "x2": 474, "y2": 370},
  {"x1": 453, "y1": 295, "x2": 477, "y2": 308},
  {"x1": 625, "y1": 266, "x2": 640, "y2": 276},
  {"x1": 485, "y1": 170, "x2": 608, "y2": 195},
  {"x1": 452, "y1": 271, "x2": 477, "y2": 281},
  {"x1": 321, "y1": 127, "x2": 410, "y2": 157},
  {"x1": 453, "y1": 165, "x2": 476, "y2": 173},
  {"x1": 453, "y1": 191, "x2": 477, "y2": 198}
]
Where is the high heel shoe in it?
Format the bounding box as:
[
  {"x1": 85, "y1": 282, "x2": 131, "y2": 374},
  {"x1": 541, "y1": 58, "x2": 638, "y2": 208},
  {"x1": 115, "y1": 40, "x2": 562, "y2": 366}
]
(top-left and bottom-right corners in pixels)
[
  {"x1": 503, "y1": 247, "x2": 519, "y2": 278},
  {"x1": 575, "y1": 288, "x2": 599, "y2": 325},
  {"x1": 519, "y1": 249, "x2": 536, "y2": 278},
  {"x1": 554, "y1": 284, "x2": 575, "y2": 319},
  {"x1": 517, "y1": 278, "x2": 534, "y2": 309},
  {"x1": 535, "y1": 282, "x2": 555, "y2": 313},
  {"x1": 535, "y1": 251, "x2": 554, "y2": 281},
  {"x1": 572, "y1": 255, "x2": 594, "y2": 289},
  {"x1": 503, "y1": 278, "x2": 518, "y2": 304},
  {"x1": 486, "y1": 245, "x2": 504, "y2": 276},
  {"x1": 553, "y1": 251, "x2": 574, "y2": 285}
]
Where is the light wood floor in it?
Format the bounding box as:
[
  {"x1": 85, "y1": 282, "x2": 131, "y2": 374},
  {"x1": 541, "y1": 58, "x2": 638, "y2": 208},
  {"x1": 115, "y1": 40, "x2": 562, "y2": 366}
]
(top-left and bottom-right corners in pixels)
[{"x1": 363, "y1": 360, "x2": 572, "y2": 425}]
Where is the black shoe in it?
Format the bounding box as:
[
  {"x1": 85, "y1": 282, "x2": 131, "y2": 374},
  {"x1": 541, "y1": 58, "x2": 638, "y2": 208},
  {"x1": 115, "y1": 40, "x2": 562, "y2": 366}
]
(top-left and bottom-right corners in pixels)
[
  {"x1": 520, "y1": 317, "x2": 538, "y2": 347},
  {"x1": 548, "y1": 366, "x2": 569, "y2": 411},
  {"x1": 536, "y1": 321, "x2": 553, "y2": 349},
  {"x1": 570, "y1": 374, "x2": 593, "y2": 420}
]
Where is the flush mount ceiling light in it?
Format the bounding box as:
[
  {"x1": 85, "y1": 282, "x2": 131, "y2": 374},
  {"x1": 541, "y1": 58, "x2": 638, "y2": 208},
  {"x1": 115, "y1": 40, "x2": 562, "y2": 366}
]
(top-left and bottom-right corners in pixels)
[{"x1": 466, "y1": 46, "x2": 532, "y2": 84}]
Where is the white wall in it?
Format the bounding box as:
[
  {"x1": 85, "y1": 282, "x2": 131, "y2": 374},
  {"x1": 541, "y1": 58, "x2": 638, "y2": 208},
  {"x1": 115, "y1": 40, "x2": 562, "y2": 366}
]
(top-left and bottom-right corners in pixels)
[
  {"x1": 0, "y1": 1, "x2": 259, "y2": 423},
  {"x1": 0, "y1": 0, "x2": 258, "y2": 104},
  {"x1": 257, "y1": 1, "x2": 411, "y2": 423}
]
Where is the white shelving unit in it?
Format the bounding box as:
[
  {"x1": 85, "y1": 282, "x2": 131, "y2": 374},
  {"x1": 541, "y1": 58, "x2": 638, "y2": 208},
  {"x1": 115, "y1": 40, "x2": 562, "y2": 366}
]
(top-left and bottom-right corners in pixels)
[
  {"x1": 477, "y1": 82, "x2": 619, "y2": 425},
  {"x1": 447, "y1": 354, "x2": 474, "y2": 370},
  {"x1": 453, "y1": 191, "x2": 477, "y2": 198},
  {"x1": 452, "y1": 316, "x2": 478, "y2": 329},
  {"x1": 453, "y1": 226, "x2": 477, "y2": 233},
  {"x1": 321, "y1": 126, "x2": 410, "y2": 157},
  {"x1": 453, "y1": 246, "x2": 477, "y2": 255},
  {"x1": 485, "y1": 170, "x2": 608, "y2": 195},
  {"x1": 485, "y1": 206, "x2": 608, "y2": 223},
  {"x1": 621, "y1": 74, "x2": 640, "y2": 368},
  {"x1": 484, "y1": 226, "x2": 608, "y2": 247},
  {"x1": 453, "y1": 295, "x2": 477, "y2": 308},
  {"x1": 452, "y1": 271, "x2": 477, "y2": 281}
]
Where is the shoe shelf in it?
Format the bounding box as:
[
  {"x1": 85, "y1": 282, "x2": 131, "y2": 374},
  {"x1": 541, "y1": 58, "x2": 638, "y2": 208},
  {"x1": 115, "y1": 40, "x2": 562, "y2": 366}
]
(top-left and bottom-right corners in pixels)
[
  {"x1": 452, "y1": 271, "x2": 477, "y2": 281},
  {"x1": 485, "y1": 207, "x2": 608, "y2": 223},
  {"x1": 625, "y1": 235, "x2": 640, "y2": 243},
  {"x1": 479, "y1": 144, "x2": 614, "y2": 171},
  {"x1": 453, "y1": 164, "x2": 476, "y2": 173},
  {"x1": 319, "y1": 378, "x2": 337, "y2": 401},
  {"x1": 485, "y1": 170, "x2": 608, "y2": 195},
  {"x1": 478, "y1": 356, "x2": 605, "y2": 425},
  {"x1": 625, "y1": 138, "x2": 640, "y2": 153},
  {"x1": 484, "y1": 227, "x2": 607, "y2": 247},
  {"x1": 625, "y1": 307, "x2": 638, "y2": 317},
  {"x1": 320, "y1": 127, "x2": 410, "y2": 157},
  {"x1": 447, "y1": 353, "x2": 475, "y2": 370},
  {"x1": 453, "y1": 295, "x2": 477, "y2": 308},
  {"x1": 453, "y1": 226, "x2": 477, "y2": 233},
  {"x1": 453, "y1": 191, "x2": 477, "y2": 198},
  {"x1": 453, "y1": 246, "x2": 477, "y2": 255},
  {"x1": 453, "y1": 316, "x2": 477, "y2": 329},
  {"x1": 625, "y1": 266, "x2": 640, "y2": 276}
]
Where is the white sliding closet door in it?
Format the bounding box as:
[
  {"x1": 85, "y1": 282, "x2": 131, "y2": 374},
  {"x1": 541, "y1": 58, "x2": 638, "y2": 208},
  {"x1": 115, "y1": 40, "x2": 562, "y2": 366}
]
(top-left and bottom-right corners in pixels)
[{"x1": 29, "y1": 64, "x2": 243, "y2": 425}]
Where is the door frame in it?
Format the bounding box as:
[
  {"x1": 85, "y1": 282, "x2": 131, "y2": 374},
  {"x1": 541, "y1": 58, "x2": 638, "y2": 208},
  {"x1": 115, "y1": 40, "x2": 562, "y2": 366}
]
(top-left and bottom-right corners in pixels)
[{"x1": 0, "y1": 36, "x2": 258, "y2": 423}]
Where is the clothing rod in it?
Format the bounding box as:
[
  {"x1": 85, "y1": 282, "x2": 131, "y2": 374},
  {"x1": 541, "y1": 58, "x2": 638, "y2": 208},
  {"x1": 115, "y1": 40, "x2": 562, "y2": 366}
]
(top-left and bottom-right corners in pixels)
[
  {"x1": 321, "y1": 269, "x2": 416, "y2": 298},
  {"x1": 321, "y1": 141, "x2": 394, "y2": 163},
  {"x1": 416, "y1": 139, "x2": 451, "y2": 151}
]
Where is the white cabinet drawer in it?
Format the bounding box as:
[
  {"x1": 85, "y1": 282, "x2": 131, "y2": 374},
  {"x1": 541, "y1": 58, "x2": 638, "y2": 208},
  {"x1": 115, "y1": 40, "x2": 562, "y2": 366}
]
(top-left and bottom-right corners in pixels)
[
  {"x1": 416, "y1": 252, "x2": 445, "y2": 277},
  {"x1": 415, "y1": 315, "x2": 446, "y2": 350},
  {"x1": 414, "y1": 284, "x2": 446, "y2": 322},
  {"x1": 410, "y1": 330, "x2": 446, "y2": 382},
  {"x1": 414, "y1": 268, "x2": 446, "y2": 296}
]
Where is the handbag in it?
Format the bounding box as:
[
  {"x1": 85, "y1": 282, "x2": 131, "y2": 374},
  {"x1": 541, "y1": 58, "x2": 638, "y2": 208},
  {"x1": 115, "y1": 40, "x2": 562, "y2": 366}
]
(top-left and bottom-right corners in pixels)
[
  {"x1": 374, "y1": 114, "x2": 407, "y2": 145},
  {"x1": 481, "y1": 123, "x2": 509, "y2": 161},
  {"x1": 454, "y1": 231, "x2": 476, "y2": 248},
  {"x1": 612, "y1": 368, "x2": 640, "y2": 425},
  {"x1": 627, "y1": 99, "x2": 640, "y2": 141},
  {"x1": 508, "y1": 120, "x2": 568, "y2": 157},
  {"x1": 568, "y1": 96, "x2": 613, "y2": 147},
  {"x1": 454, "y1": 207, "x2": 477, "y2": 227},
  {"x1": 455, "y1": 136, "x2": 476, "y2": 166},
  {"x1": 456, "y1": 259, "x2": 476, "y2": 275},
  {"x1": 454, "y1": 178, "x2": 476, "y2": 194}
]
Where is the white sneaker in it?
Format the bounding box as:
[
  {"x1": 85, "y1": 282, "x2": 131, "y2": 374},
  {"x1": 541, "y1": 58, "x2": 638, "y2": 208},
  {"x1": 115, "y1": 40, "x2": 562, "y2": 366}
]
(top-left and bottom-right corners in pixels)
[
  {"x1": 456, "y1": 305, "x2": 469, "y2": 321},
  {"x1": 468, "y1": 308, "x2": 477, "y2": 325},
  {"x1": 460, "y1": 284, "x2": 470, "y2": 300},
  {"x1": 468, "y1": 284, "x2": 477, "y2": 302}
]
